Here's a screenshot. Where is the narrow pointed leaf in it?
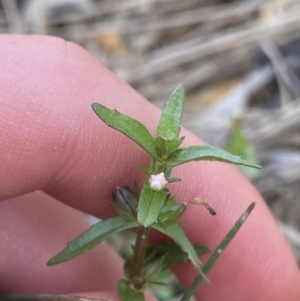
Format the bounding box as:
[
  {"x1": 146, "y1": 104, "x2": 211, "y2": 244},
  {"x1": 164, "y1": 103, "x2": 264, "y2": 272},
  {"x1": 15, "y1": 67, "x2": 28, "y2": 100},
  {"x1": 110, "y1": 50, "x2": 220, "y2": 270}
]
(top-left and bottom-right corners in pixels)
[
  {"x1": 48, "y1": 217, "x2": 139, "y2": 265},
  {"x1": 166, "y1": 145, "x2": 261, "y2": 168},
  {"x1": 157, "y1": 85, "x2": 185, "y2": 141},
  {"x1": 152, "y1": 223, "x2": 209, "y2": 282},
  {"x1": 92, "y1": 103, "x2": 159, "y2": 160},
  {"x1": 180, "y1": 202, "x2": 256, "y2": 301},
  {"x1": 137, "y1": 183, "x2": 167, "y2": 227},
  {"x1": 118, "y1": 279, "x2": 145, "y2": 301}
]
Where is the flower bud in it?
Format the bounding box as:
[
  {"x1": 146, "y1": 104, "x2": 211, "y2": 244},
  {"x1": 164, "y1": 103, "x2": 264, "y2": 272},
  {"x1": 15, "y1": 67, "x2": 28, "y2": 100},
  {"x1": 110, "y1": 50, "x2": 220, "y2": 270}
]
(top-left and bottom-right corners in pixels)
[
  {"x1": 149, "y1": 172, "x2": 168, "y2": 191},
  {"x1": 112, "y1": 186, "x2": 138, "y2": 221}
]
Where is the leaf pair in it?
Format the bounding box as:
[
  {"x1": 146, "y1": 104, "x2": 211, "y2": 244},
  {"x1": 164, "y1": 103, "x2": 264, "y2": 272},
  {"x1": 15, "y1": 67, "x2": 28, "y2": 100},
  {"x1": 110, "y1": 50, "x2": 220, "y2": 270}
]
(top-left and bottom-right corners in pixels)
[
  {"x1": 92, "y1": 86, "x2": 261, "y2": 170},
  {"x1": 91, "y1": 86, "x2": 260, "y2": 232},
  {"x1": 48, "y1": 215, "x2": 208, "y2": 283},
  {"x1": 91, "y1": 85, "x2": 185, "y2": 163}
]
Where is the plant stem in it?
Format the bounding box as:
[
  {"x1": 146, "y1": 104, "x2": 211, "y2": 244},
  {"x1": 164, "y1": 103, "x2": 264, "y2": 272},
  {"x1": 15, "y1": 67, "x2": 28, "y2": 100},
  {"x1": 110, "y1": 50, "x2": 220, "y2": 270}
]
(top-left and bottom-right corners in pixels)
[{"x1": 129, "y1": 226, "x2": 150, "y2": 281}]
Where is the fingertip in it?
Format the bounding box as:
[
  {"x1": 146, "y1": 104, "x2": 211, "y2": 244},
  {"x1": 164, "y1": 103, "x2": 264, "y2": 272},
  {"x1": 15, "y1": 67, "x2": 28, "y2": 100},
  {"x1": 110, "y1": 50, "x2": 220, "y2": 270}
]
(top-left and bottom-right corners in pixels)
[{"x1": 0, "y1": 34, "x2": 157, "y2": 215}]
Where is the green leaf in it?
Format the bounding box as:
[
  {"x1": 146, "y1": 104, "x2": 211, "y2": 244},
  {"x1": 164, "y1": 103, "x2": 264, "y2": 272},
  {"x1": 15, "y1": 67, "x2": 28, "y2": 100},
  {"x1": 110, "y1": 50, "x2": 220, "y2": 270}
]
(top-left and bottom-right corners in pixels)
[
  {"x1": 166, "y1": 145, "x2": 261, "y2": 169},
  {"x1": 146, "y1": 242, "x2": 210, "y2": 269},
  {"x1": 137, "y1": 183, "x2": 167, "y2": 227},
  {"x1": 180, "y1": 202, "x2": 256, "y2": 301},
  {"x1": 157, "y1": 85, "x2": 185, "y2": 141},
  {"x1": 152, "y1": 223, "x2": 209, "y2": 282},
  {"x1": 118, "y1": 279, "x2": 145, "y2": 301},
  {"x1": 48, "y1": 217, "x2": 139, "y2": 265},
  {"x1": 92, "y1": 103, "x2": 159, "y2": 160}
]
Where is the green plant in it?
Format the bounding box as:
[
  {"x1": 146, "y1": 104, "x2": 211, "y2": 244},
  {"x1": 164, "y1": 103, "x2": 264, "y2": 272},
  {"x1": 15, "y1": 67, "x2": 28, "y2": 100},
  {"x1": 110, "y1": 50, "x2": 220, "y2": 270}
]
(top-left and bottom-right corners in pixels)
[
  {"x1": 47, "y1": 86, "x2": 260, "y2": 301},
  {"x1": 228, "y1": 117, "x2": 259, "y2": 178}
]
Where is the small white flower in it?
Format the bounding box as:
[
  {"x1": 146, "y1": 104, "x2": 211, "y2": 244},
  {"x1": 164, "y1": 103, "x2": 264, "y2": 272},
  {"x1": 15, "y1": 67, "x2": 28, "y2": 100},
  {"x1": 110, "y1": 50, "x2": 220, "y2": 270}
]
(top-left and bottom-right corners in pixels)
[{"x1": 149, "y1": 172, "x2": 168, "y2": 191}]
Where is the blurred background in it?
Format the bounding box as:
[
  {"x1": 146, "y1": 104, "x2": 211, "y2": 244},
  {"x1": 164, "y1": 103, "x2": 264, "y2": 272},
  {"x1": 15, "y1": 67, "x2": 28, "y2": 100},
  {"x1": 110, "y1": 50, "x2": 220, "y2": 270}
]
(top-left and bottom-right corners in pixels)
[{"x1": 1, "y1": 0, "x2": 300, "y2": 299}]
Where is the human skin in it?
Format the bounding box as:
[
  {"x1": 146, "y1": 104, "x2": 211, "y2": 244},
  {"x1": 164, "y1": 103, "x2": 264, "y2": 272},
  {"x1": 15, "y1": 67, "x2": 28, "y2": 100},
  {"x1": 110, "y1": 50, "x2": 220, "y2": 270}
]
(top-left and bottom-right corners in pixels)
[{"x1": 0, "y1": 35, "x2": 299, "y2": 301}]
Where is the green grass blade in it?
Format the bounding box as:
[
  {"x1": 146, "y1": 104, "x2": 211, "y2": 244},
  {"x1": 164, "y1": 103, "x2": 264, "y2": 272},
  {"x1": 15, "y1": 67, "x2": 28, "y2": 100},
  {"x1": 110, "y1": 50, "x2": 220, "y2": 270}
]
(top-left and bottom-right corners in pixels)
[
  {"x1": 180, "y1": 202, "x2": 256, "y2": 301},
  {"x1": 92, "y1": 103, "x2": 159, "y2": 160},
  {"x1": 48, "y1": 217, "x2": 139, "y2": 265}
]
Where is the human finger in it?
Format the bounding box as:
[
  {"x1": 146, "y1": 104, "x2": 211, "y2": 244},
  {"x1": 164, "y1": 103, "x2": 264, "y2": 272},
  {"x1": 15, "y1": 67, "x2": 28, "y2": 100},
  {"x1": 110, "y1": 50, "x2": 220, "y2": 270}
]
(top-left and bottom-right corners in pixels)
[
  {"x1": 0, "y1": 35, "x2": 299, "y2": 301},
  {"x1": 0, "y1": 191, "x2": 123, "y2": 294}
]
